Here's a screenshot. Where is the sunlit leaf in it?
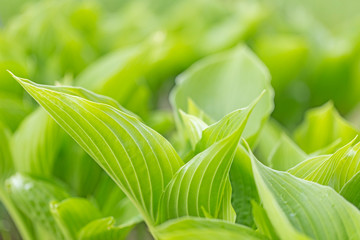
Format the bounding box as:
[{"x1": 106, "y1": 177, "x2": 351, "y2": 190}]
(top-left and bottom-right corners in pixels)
[
  {"x1": 294, "y1": 102, "x2": 358, "y2": 154},
  {"x1": 155, "y1": 217, "x2": 265, "y2": 240},
  {"x1": 13, "y1": 74, "x2": 183, "y2": 226},
  {"x1": 171, "y1": 45, "x2": 274, "y2": 145},
  {"x1": 251, "y1": 147, "x2": 360, "y2": 240}
]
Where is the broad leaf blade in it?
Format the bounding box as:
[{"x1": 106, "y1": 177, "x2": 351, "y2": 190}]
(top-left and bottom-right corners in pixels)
[
  {"x1": 158, "y1": 129, "x2": 241, "y2": 224},
  {"x1": 340, "y1": 171, "x2": 360, "y2": 209},
  {"x1": 12, "y1": 108, "x2": 63, "y2": 176},
  {"x1": 155, "y1": 217, "x2": 265, "y2": 240},
  {"x1": 0, "y1": 122, "x2": 13, "y2": 180},
  {"x1": 251, "y1": 148, "x2": 360, "y2": 240},
  {"x1": 13, "y1": 74, "x2": 183, "y2": 225},
  {"x1": 78, "y1": 217, "x2": 134, "y2": 240},
  {"x1": 294, "y1": 102, "x2": 358, "y2": 154},
  {"x1": 171, "y1": 45, "x2": 274, "y2": 145},
  {"x1": 51, "y1": 198, "x2": 102, "y2": 240},
  {"x1": 6, "y1": 173, "x2": 69, "y2": 239}
]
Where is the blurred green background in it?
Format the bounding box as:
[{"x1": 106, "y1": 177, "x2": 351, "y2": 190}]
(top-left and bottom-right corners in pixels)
[{"x1": 1, "y1": 0, "x2": 360, "y2": 239}]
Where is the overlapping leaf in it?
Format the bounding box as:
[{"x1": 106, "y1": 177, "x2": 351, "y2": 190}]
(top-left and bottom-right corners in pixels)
[
  {"x1": 6, "y1": 173, "x2": 69, "y2": 239},
  {"x1": 171, "y1": 45, "x2": 274, "y2": 145},
  {"x1": 251, "y1": 148, "x2": 360, "y2": 240},
  {"x1": 155, "y1": 217, "x2": 265, "y2": 240},
  {"x1": 12, "y1": 74, "x2": 183, "y2": 225}
]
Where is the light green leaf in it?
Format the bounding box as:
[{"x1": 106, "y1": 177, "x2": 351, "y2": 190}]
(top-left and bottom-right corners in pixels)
[
  {"x1": 6, "y1": 173, "x2": 69, "y2": 239},
  {"x1": 251, "y1": 201, "x2": 278, "y2": 240},
  {"x1": 12, "y1": 108, "x2": 63, "y2": 176},
  {"x1": 179, "y1": 110, "x2": 207, "y2": 149},
  {"x1": 269, "y1": 133, "x2": 307, "y2": 171},
  {"x1": 340, "y1": 171, "x2": 360, "y2": 209},
  {"x1": 189, "y1": 97, "x2": 261, "y2": 226},
  {"x1": 155, "y1": 217, "x2": 265, "y2": 240},
  {"x1": 171, "y1": 45, "x2": 274, "y2": 145},
  {"x1": 294, "y1": 102, "x2": 358, "y2": 154},
  {"x1": 289, "y1": 139, "x2": 360, "y2": 191},
  {"x1": 0, "y1": 92, "x2": 33, "y2": 131},
  {"x1": 50, "y1": 198, "x2": 102, "y2": 240},
  {"x1": 78, "y1": 217, "x2": 134, "y2": 240},
  {"x1": 75, "y1": 46, "x2": 151, "y2": 116},
  {"x1": 158, "y1": 127, "x2": 241, "y2": 224},
  {"x1": 251, "y1": 148, "x2": 360, "y2": 240},
  {"x1": 0, "y1": 122, "x2": 13, "y2": 180},
  {"x1": 13, "y1": 74, "x2": 183, "y2": 226}
]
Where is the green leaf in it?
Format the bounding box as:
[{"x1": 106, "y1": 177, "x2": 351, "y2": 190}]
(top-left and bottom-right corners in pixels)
[
  {"x1": 189, "y1": 96, "x2": 262, "y2": 226},
  {"x1": 251, "y1": 148, "x2": 360, "y2": 240},
  {"x1": 155, "y1": 217, "x2": 265, "y2": 240},
  {"x1": 12, "y1": 108, "x2": 63, "y2": 176},
  {"x1": 251, "y1": 201, "x2": 278, "y2": 240},
  {"x1": 0, "y1": 122, "x2": 13, "y2": 180},
  {"x1": 158, "y1": 127, "x2": 241, "y2": 224},
  {"x1": 78, "y1": 217, "x2": 134, "y2": 240},
  {"x1": 6, "y1": 173, "x2": 69, "y2": 239},
  {"x1": 289, "y1": 139, "x2": 360, "y2": 191},
  {"x1": 171, "y1": 45, "x2": 274, "y2": 145},
  {"x1": 50, "y1": 198, "x2": 102, "y2": 240},
  {"x1": 294, "y1": 102, "x2": 358, "y2": 154},
  {"x1": 0, "y1": 92, "x2": 33, "y2": 131},
  {"x1": 268, "y1": 133, "x2": 307, "y2": 171},
  {"x1": 179, "y1": 110, "x2": 207, "y2": 149},
  {"x1": 340, "y1": 171, "x2": 360, "y2": 209},
  {"x1": 75, "y1": 46, "x2": 151, "y2": 116},
  {"x1": 13, "y1": 74, "x2": 183, "y2": 226}
]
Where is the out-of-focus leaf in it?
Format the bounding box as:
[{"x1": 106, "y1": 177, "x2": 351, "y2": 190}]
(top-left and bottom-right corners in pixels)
[
  {"x1": 294, "y1": 102, "x2": 358, "y2": 154},
  {"x1": 155, "y1": 217, "x2": 265, "y2": 240},
  {"x1": 0, "y1": 122, "x2": 12, "y2": 180},
  {"x1": 158, "y1": 127, "x2": 242, "y2": 224},
  {"x1": 251, "y1": 148, "x2": 360, "y2": 240},
  {"x1": 171, "y1": 45, "x2": 274, "y2": 145},
  {"x1": 78, "y1": 217, "x2": 134, "y2": 240},
  {"x1": 340, "y1": 171, "x2": 360, "y2": 209},
  {"x1": 50, "y1": 198, "x2": 102, "y2": 240},
  {"x1": 12, "y1": 108, "x2": 63, "y2": 176},
  {"x1": 6, "y1": 173, "x2": 69, "y2": 239},
  {"x1": 269, "y1": 133, "x2": 307, "y2": 171},
  {"x1": 75, "y1": 45, "x2": 151, "y2": 116},
  {"x1": 0, "y1": 93, "x2": 32, "y2": 131},
  {"x1": 251, "y1": 201, "x2": 278, "y2": 240},
  {"x1": 254, "y1": 119, "x2": 283, "y2": 164},
  {"x1": 13, "y1": 74, "x2": 183, "y2": 226}
]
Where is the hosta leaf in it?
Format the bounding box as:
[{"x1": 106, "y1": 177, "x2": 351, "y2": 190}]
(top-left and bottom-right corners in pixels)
[
  {"x1": 171, "y1": 45, "x2": 274, "y2": 145},
  {"x1": 0, "y1": 122, "x2": 13, "y2": 180},
  {"x1": 75, "y1": 46, "x2": 151, "y2": 116},
  {"x1": 12, "y1": 108, "x2": 63, "y2": 176},
  {"x1": 0, "y1": 92, "x2": 33, "y2": 131},
  {"x1": 340, "y1": 171, "x2": 360, "y2": 209},
  {"x1": 294, "y1": 102, "x2": 358, "y2": 154},
  {"x1": 155, "y1": 217, "x2": 265, "y2": 240},
  {"x1": 289, "y1": 140, "x2": 360, "y2": 191},
  {"x1": 51, "y1": 198, "x2": 102, "y2": 240},
  {"x1": 268, "y1": 133, "x2": 307, "y2": 171},
  {"x1": 251, "y1": 201, "x2": 278, "y2": 240},
  {"x1": 158, "y1": 127, "x2": 241, "y2": 224},
  {"x1": 6, "y1": 173, "x2": 69, "y2": 239},
  {"x1": 78, "y1": 217, "x2": 134, "y2": 240},
  {"x1": 251, "y1": 148, "x2": 360, "y2": 240},
  {"x1": 179, "y1": 110, "x2": 207, "y2": 149},
  {"x1": 13, "y1": 74, "x2": 183, "y2": 225},
  {"x1": 189, "y1": 97, "x2": 261, "y2": 226}
]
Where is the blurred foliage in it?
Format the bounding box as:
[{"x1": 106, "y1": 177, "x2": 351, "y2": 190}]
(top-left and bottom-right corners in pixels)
[{"x1": 1, "y1": 0, "x2": 360, "y2": 239}]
